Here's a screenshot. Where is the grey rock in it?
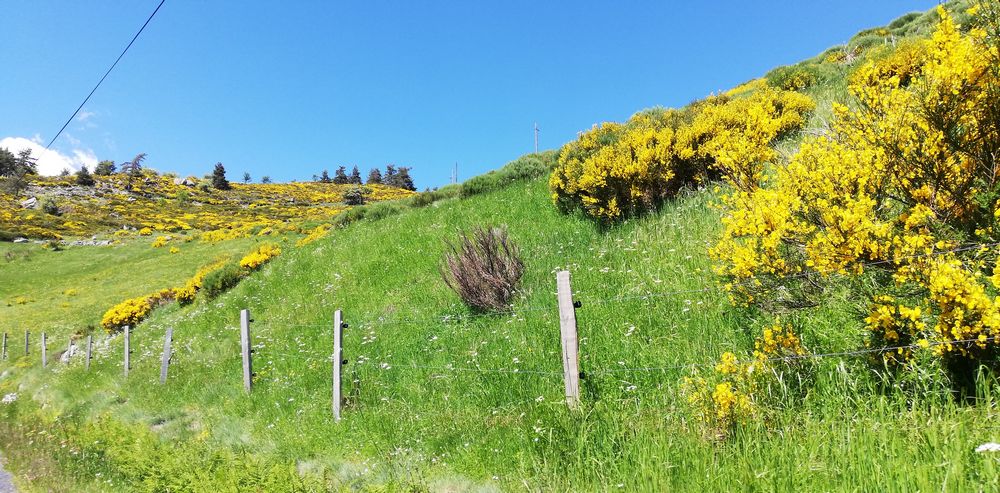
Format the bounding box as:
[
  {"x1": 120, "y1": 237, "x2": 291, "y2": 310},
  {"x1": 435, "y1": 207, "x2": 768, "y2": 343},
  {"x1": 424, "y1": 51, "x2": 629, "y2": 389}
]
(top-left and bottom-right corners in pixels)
[
  {"x1": 12, "y1": 238, "x2": 28, "y2": 243},
  {"x1": 19, "y1": 197, "x2": 36, "y2": 209},
  {"x1": 59, "y1": 343, "x2": 79, "y2": 363}
]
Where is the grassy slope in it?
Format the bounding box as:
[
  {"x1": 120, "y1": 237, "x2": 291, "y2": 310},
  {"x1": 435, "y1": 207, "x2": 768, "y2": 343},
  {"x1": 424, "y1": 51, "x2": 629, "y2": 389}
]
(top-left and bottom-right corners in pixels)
[
  {"x1": 3, "y1": 2, "x2": 1000, "y2": 491},
  {"x1": 1, "y1": 178, "x2": 999, "y2": 491},
  {"x1": 0, "y1": 236, "x2": 270, "y2": 330}
]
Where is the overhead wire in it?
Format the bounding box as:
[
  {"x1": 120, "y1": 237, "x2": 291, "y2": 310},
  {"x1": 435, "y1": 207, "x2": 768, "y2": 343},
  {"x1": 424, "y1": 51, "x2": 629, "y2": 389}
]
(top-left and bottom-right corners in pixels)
[{"x1": 43, "y1": 0, "x2": 167, "y2": 151}]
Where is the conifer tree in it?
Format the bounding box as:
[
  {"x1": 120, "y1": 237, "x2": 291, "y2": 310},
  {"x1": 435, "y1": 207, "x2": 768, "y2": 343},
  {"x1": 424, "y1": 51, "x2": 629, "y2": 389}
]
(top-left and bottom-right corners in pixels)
[{"x1": 212, "y1": 162, "x2": 231, "y2": 190}]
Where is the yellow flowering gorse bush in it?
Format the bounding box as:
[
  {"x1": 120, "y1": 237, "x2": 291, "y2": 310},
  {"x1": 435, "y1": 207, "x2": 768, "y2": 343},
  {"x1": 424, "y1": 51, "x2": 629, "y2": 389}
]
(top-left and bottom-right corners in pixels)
[
  {"x1": 175, "y1": 257, "x2": 231, "y2": 305},
  {"x1": 295, "y1": 224, "x2": 331, "y2": 247},
  {"x1": 682, "y1": 324, "x2": 810, "y2": 438},
  {"x1": 239, "y1": 244, "x2": 281, "y2": 270},
  {"x1": 550, "y1": 87, "x2": 813, "y2": 221},
  {"x1": 100, "y1": 289, "x2": 176, "y2": 333},
  {"x1": 711, "y1": 6, "x2": 1000, "y2": 382}
]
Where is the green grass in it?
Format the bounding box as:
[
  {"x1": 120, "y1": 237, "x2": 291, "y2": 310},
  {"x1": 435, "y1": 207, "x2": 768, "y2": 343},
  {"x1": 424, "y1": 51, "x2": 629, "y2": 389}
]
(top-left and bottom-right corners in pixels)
[
  {"x1": 3, "y1": 1, "x2": 1000, "y2": 490},
  {"x1": 0, "y1": 235, "x2": 269, "y2": 331},
  {"x1": 2, "y1": 178, "x2": 1000, "y2": 491}
]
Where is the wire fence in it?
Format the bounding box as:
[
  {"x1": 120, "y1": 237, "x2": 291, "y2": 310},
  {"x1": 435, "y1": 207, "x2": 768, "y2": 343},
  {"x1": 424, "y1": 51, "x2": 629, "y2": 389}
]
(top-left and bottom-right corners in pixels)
[{"x1": 4, "y1": 240, "x2": 1000, "y2": 415}]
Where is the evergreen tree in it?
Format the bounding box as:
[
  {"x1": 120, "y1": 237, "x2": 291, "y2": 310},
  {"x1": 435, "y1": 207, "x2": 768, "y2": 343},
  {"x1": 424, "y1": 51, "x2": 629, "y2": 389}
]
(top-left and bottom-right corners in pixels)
[
  {"x1": 384, "y1": 165, "x2": 397, "y2": 185},
  {"x1": 120, "y1": 153, "x2": 146, "y2": 178},
  {"x1": 394, "y1": 166, "x2": 416, "y2": 191},
  {"x1": 212, "y1": 162, "x2": 231, "y2": 190},
  {"x1": 17, "y1": 149, "x2": 37, "y2": 175},
  {"x1": 243, "y1": 172, "x2": 251, "y2": 184},
  {"x1": 367, "y1": 168, "x2": 382, "y2": 184},
  {"x1": 59, "y1": 168, "x2": 71, "y2": 177},
  {"x1": 348, "y1": 165, "x2": 362, "y2": 184},
  {"x1": 333, "y1": 166, "x2": 349, "y2": 184},
  {"x1": 319, "y1": 170, "x2": 331, "y2": 183},
  {"x1": 0, "y1": 148, "x2": 34, "y2": 195},
  {"x1": 94, "y1": 160, "x2": 116, "y2": 176},
  {"x1": 0, "y1": 148, "x2": 16, "y2": 177},
  {"x1": 75, "y1": 165, "x2": 95, "y2": 186},
  {"x1": 261, "y1": 176, "x2": 272, "y2": 184}
]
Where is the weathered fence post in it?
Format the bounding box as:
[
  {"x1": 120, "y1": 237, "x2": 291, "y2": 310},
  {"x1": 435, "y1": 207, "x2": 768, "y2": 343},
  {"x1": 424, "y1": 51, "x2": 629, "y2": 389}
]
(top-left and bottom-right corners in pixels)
[
  {"x1": 67, "y1": 337, "x2": 73, "y2": 363},
  {"x1": 86, "y1": 335, "x2": 92, "y2": 371},
  {"x1": 333, "y1": 310, "x2": 346, "y2": 421},
  {"x1": 41, "y1": 332, "x2": 47, "y2": 367},
  {"x1": 24, "y1": 330, "x2": 29, "y2": 356},
  {"x1": 240, "y1": 309, "x2": 253, "y2": 392},
  {"x1": 123, "y1": 325, "x2": 131, "y2": 377},
  {"x1": 556, "y1": 270, "x2": 581, "y2": 409},
  {"x1": 160, "y1": 328, "x2": 173, "y2": 384},
  {"x1": 1, "y1": 332, "x2": 6, "y2": 360}
]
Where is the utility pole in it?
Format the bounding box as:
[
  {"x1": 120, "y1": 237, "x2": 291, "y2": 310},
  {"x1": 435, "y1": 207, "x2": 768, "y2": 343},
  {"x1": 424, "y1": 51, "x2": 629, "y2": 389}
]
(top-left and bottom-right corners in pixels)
[
  {"x1": 534, "y1": 123, "x2": 539, "y2": 154},
  {"x1": 452, "y1": 162, "x2": 458, "y2": 185}
]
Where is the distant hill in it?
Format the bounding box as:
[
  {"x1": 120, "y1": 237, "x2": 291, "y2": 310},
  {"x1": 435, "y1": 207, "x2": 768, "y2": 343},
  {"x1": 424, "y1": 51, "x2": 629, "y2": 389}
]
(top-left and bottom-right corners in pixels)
[{"x1": 0, "y1": 172, "x2": 414, "y2": 241}]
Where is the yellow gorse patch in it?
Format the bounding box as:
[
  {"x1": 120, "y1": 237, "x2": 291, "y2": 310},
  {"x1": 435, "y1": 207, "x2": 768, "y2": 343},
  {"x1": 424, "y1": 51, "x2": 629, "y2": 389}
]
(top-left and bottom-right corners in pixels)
[
  {"x1": 239, "y1": 244, "x2": 281, "y2": 270},
  {"x1": 550, "y1": 86, "x2": 813, "y2": 221},
  {"x1": 712, "y1": 7, "x2": 1000, "y2": 369},
  {"x1": 295, "y1": 224, "x2": 331, "y2": 247},
  {"x1": 100, "y1": 289, "x2": 176, "y2": 333},
  {"x1": 681, "y1": 323, "x2": 809, "y2": 438},
  {"x1": 175, "y1": 257, "x2": 231, "y2": 305},
  {"x1": 0, "y1": 172, "x2": 413, "y2": 242}
]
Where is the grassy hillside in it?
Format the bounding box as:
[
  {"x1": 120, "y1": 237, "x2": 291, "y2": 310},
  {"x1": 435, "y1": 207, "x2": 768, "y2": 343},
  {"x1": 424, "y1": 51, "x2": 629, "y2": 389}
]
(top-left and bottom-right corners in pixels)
[
  {"x1": 2, "y1": 1, "x2": 999, "y2": 491},
  {"x1": 1, "y1": 173, "x2": 413, "y2": 241},
  {"x1": 3, "y1": 177, "x2": 1000, "y2": 491},
  {"x1": 0, "y1": 172, "x2": 414, "y2": 333}
]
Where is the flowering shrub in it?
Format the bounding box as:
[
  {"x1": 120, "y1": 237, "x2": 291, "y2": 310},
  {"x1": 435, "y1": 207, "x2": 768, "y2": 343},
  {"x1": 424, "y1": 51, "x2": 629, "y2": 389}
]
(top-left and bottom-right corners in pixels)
[
  {"x1": 239, "y1": 244, "x2": 281, "y2": 270},
  {"x1": 550, "y1": 87, "x2": 813, "y2": 221},
  {"x1": 0, "y1": 172, "x2": 411, "y2": 241},
  {"x1": 152, "y1": 236, "x2": 169, "y2": 248},
  {"x1": 681, "y1": 88, "x2": 814, "y2": 193},
  {"x1": 101, "y1": 289, "x2": 176, "y2": 333},
  {"x1": 175, "y1": 257, "x2": 230, "y2": 305},
  {"x1": 849, "y1": 39, "x2": 929, "y2": 89},
  {"x1": 295, "y1": 224, "x2": 331, "y2": 247},
  {"x1": 681, "y1": 324, "x2": 810, "y2": 439},
  {"x1": 711, "y1": 6, "x2": 1000, "y2": 385}
]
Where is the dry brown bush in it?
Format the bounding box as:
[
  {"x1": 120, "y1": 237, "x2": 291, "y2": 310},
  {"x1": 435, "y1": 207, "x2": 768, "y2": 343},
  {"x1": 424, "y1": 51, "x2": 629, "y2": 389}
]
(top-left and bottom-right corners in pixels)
[{"x1": 441, "y1": 225, "x2": 524, "y2": 312}]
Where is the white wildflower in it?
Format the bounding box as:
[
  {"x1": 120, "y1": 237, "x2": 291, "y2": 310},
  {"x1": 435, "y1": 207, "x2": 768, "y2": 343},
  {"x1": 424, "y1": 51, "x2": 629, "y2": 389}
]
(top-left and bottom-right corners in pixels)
[{"x1": 976, "y1": 442, "x2": 1000, "y2": 453}]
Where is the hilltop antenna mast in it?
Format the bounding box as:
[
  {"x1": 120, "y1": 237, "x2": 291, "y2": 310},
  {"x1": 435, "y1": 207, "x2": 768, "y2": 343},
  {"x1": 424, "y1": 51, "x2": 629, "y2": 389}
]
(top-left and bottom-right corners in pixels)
[
  {"x1": 534, "y1": 123, "x2": 539, "y2": 153},
  {"x1": 452, "y1": 162, "x2": 458, "y2": 184}
]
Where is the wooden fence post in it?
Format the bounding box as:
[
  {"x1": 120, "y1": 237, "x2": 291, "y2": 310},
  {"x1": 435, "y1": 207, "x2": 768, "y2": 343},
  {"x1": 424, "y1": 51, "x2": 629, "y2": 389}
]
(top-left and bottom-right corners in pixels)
[
  {"x1": 24, "y1": 330, "x2": 29, "y2": 356},
  {"x1": 41, "y1": 332, "x2": 47, "y2": 367},
  {"x1": 333, "y1": 310, "x2": 346, "y2": 421},
  {"x1": 240, "y1": 309, "x2": 253, "y2": 393},
  {"x1": 160, "y1": 328, "x2": 173, "y2": 384},
  {"x1": 556, "y1": 270, "x2": 581, "y2": 409},
  {"x1": 67, "y1": 337, "x2": 73, "y2": 363},
  {"x1": 86, "y1": 335, "x2": 92, "y2": 371},
  {"x1": 124, "y1": 325, "x2": 131, "y2": 378},
  {"x1": 1, "y1": 332, "x2": 6, "y2": 360}
]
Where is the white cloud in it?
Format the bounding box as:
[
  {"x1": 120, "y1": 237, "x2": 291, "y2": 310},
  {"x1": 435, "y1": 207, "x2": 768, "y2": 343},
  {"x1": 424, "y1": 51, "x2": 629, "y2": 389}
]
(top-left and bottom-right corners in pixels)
[
  {"x1": 76, "y1": 110, "x2": 96, "y2": 122},
  {"x1": 0, "y1": 136, "x2": 98, "y2": 176}
]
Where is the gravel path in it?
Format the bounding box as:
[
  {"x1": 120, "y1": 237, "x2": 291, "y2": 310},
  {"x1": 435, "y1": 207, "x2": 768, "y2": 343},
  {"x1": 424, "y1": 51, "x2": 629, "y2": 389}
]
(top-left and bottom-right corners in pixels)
[{"x1": 0, "y1": 452, "x2": 15, "y2": 493}]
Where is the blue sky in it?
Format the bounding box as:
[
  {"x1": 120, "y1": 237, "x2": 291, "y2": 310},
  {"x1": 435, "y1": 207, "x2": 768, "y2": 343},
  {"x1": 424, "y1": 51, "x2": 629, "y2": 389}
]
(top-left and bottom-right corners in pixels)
[{"x1": 1, "y1": 1, "x2": 935, "y2": 188}]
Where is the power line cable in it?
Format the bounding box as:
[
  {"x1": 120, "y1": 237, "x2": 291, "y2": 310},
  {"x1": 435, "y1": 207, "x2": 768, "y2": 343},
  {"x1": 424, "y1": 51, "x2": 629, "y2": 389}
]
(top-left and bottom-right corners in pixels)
[{"x1": 44, "y1": 0, "x2": 167, "y2": 151}]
